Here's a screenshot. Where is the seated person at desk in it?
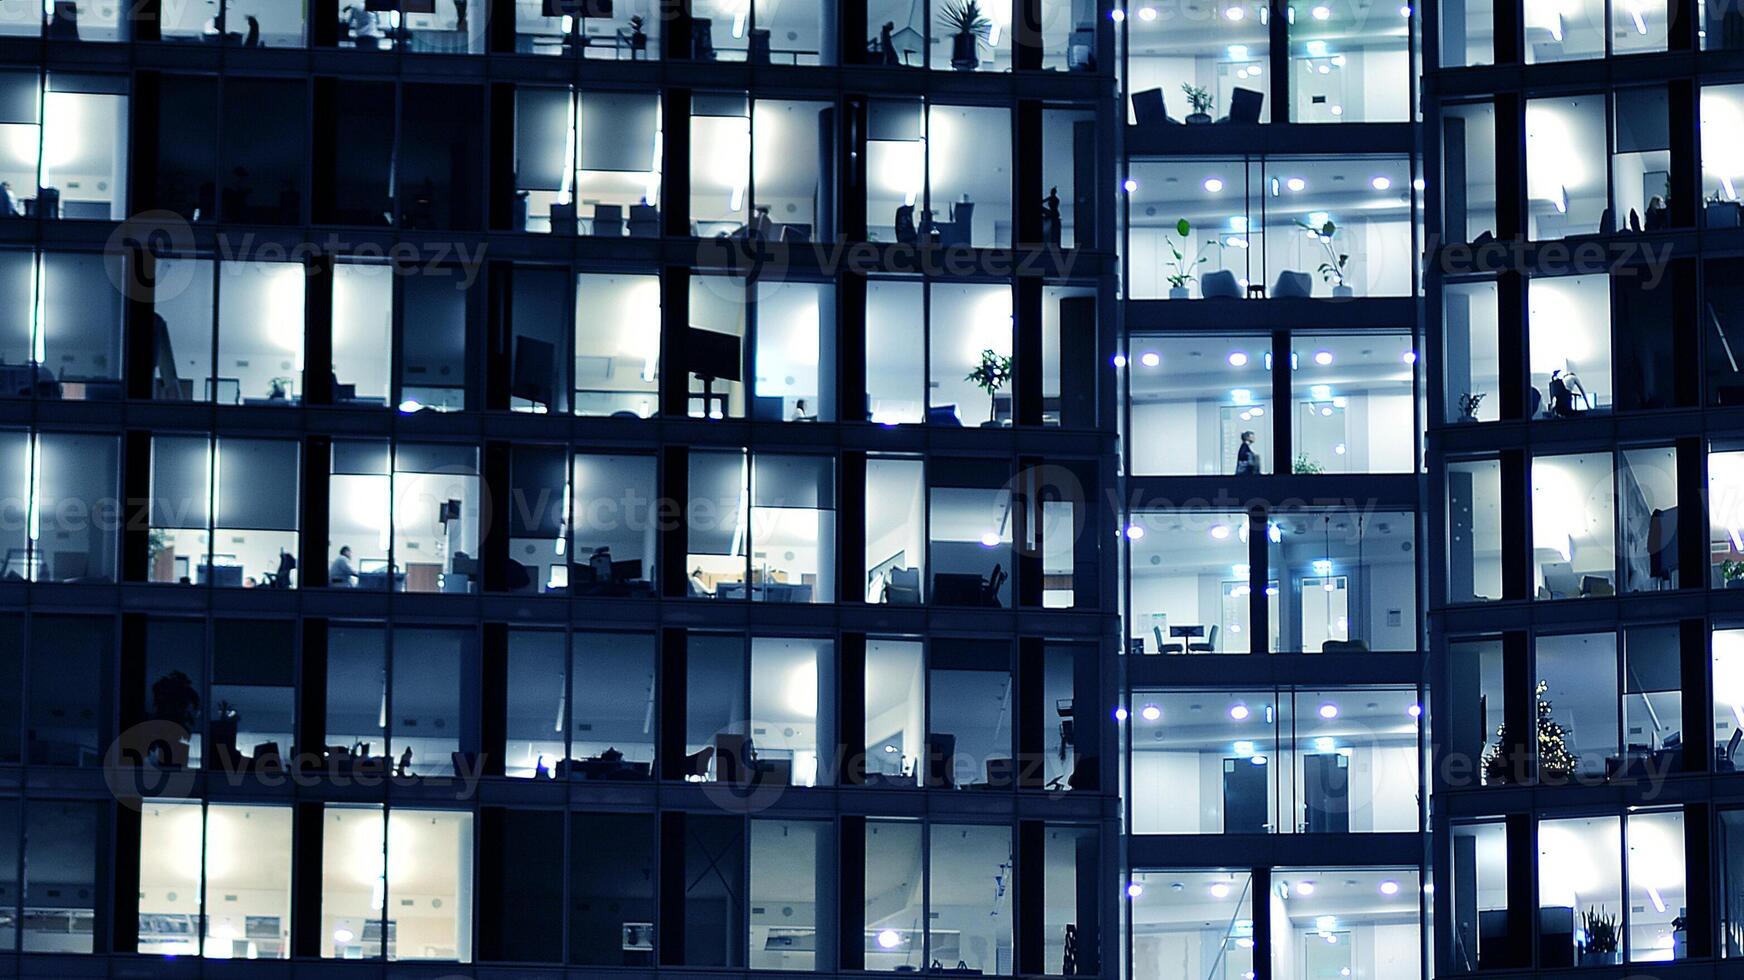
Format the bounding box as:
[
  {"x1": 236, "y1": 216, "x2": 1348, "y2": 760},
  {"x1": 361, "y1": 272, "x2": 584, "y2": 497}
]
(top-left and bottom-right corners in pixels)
[{"x1": 329, "y1": 546, "x2": 357, "y2": 587}]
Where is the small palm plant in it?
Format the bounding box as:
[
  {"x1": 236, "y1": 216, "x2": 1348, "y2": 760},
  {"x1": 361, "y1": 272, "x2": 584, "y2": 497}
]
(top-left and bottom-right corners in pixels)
[
  {"x1": 1182, "y1": 84, "x2": 1214, "y2": 122},
  {"x1": 941, "y1": 0, "x2": 993, "y2": 70},
  {"x1": 966, "y1": 349, "x2": 1014, "y2": 424}
]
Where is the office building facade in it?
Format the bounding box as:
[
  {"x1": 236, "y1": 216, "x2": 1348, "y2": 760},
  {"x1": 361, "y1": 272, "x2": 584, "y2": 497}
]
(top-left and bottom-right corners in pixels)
[
  {"x1": 1430, "y1": 0, "x2": 1744, "y2": 971},
  {"x1": 1118, "y1": 0, "x2": 1432, "y2": 977},
  {"x1": 0, "y1": 2, "x2": 1124, "y2": 978}
]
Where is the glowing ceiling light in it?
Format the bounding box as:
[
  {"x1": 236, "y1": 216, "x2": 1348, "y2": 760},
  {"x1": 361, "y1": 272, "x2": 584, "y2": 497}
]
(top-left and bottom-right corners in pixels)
[
  {"x1": 1318, "y1": 703, "x2": 1339, "y2": 719},
  {"x1": 1140, "y1": 704, "x2": 1162, "y2": 721},
  {"x1": 1140, "y1": 351, "x2": 1161, "y2": 367},
  {"x1": 1228, "y1": 351, "x2": 1249, "y2": 366},
  {"x1": 1229, "y1": 703, "x2": 1250, "y2": 720},
  {"x1": 1203, "y1": 177, "x2": 1225, "y2": 193},
  {"x1": 1286, "y1": 177, "x2": 1306, "y2": 192},
  {"x1": 1371, "y1": 175, "x2": 1393, "y2": 191}
]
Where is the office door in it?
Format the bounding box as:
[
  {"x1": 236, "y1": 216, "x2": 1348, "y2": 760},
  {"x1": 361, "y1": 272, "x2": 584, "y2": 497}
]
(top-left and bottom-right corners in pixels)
[
  {"x1": 1223, "y1": 757, "x2": 1269, "y2": 833},
  {"x1": 1303, "y1": 752, "x2": 1350, "y2": 833}
]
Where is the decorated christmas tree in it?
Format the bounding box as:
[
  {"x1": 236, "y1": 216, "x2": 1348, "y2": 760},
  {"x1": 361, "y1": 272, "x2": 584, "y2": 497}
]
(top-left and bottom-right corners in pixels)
[{"x1": 1484, "y1": 680, "x2": 1579, "y2": 783}]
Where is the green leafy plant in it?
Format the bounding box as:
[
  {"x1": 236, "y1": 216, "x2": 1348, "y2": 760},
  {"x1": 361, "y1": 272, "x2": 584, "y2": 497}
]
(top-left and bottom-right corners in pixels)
[
  {"x1": 1293, "y1": 453, "x2": 1325, "y2": 475},
  {"x1": 939, "y1": 0, "x2": 993, "y2": 41},
  {"x1": 1164, "y1": 218, "x2": 1220, "y2": 289},
  {"x1": 1580, "y1": 907, "x2": 1619, "y2": 956},
  {"x1": 966, "y1": 348, "x2": 1014, "y2": 424},
  {"x1": 1181, "y1": 83, "x2": 1214, "y2": 116},
  {"x1": 1457, "y1": 392, "x2": 1485, "y2": 420},
  {"x1": 1297, "y1": 218, "x2": 1351, "y2": 287},
  {"x1": 1724, "y1": 559, "x2": 1744, "y2": 584}
]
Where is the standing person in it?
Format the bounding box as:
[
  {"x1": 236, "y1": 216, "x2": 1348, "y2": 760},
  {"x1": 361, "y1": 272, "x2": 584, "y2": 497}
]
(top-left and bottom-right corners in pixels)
[{"x1": 1235, "y1": 430, "x2": 1262, "y2": 475}]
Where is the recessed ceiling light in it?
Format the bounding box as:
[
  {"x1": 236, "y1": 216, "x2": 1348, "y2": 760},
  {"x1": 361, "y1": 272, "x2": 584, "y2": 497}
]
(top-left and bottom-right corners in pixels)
[
  {"x1": 1228, "y1": 350, "x2": 1249, "y2": 366},
  {"x1": 1229, "y1": 703, "x2": 1250, "y2": 720},
  {"x1": 1318, "y1": 703, "x2": 1339, "y2": 719},
  {"x1": 979, "y1": 532, "x2": 1001, "y2": 548},
  {"x1": 1123, "y1": 177, "x2": 1138, "y2": 192},
  {"x1": 1210, "y1": 524, "x2": 1231, "y2": 540},
  {"x1": 1139, "y1": 5, "x2": 1159, "y2": 19},
  {"x1": 1127, "y1": 882, "x2": 1145, "y2": 897},
  {"x1": 1224, "y1": 5, "x2": 1246, "y2": 19},
  {"x1": 1203, "y1": 177, "x2": 1225, "y2": 193},
  {"x1": 1210, "y1": 882, "x2": 1232, "y2": 898},
  {"x1": 1111, "y1": 7, "x2": 1127, "y2": 20},
  {"x1": 1140, "y1": 704, "x2": 1162, "y2": 721},
  {"x1": 1286, "y1": 177, "x2": 1306, "y2": 192},
  {"x1": 1380, "y1": 880, "x2": 1401, "y2": 896},
  {"x1": 1314, "y1": 350, "x2": 1334, "y2": 365},
  {"x1": 1140, "y1": 350, "x2": 1161, "y2": 367},
  {"x1": 1371, "y1": 175, "x2": 1392, "y2": 190},
  {"x1": 1312, "y1": 4, "x2": 1331, "y2": 17}
]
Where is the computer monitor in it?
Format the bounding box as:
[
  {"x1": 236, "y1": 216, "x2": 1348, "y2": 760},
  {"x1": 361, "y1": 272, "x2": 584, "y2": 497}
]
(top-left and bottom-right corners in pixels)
[{"x1": 686, "y1": 327, "x2": 743, "y2": 382}]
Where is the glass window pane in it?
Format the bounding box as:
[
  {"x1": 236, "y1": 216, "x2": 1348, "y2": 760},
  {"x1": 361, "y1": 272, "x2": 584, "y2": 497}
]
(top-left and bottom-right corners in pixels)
[
  {"x1": 1618, "y1": 447, "x2": 1678, "y2": 593},
  {"x1": 1271, "y1": 509, "x2": 1417, "y2": 653},
  {"x1": 754, "y1": 278, "x2": 834, "y2": 421},
  {"x1": 1441, "y1": 0, "x2": 1494, "y2": 64},
  {"x1": 1127, "y1": 158, "x2": 1263, "y2": 299},
  {"x1": 753, "y1": 100, "x2": 830, "y2": 237},
  {"x1": 26, "y1": 615, "x2": 104, "y2": 766},
  {"x1": 40, "y1": 252, "x2": 123, "y2": 398},
  {"x1": 1443, "y1": 280, "x2": 1499, "y2": 421},
  {"x1": 1451, "y1": 822, "x2": 1514, "y2": 970},
  {"x1": 35, "y1": 432, "x2": 119, "y2": 582},
  {"x1": 154, "y1": 257, "x2": 215, "y2": 401},
  {"x1": 507, "y1": 630, "x2": 567, "y2": 778},
  {"x1": 867, "y1": 457, "x2": 925, "y2": 603},
  {"x1": 928, "y1": 640, "x2": 1011, "y2": 789},
  {"x1": 867, "y1": 100, "x2": 924, "y2": 243},
  {"x1": 686, "y1": 633, "x2": 747, "y2": 782},
  {"x1": 571, "y1": 631, "x2": 656, "y2": 778},
  {"x1": 751, "y1": 454, "x2": 834, "y2": 603},
  {"x1": 1449, "y1": 638, "x2": 1508, "y2": 786},
  {"x1": 1130, "y1": 511, "x2": 1252, "y2": 655},
  {"x1": 0, "y1": 799, "x2": 15, "y2": 949},
  {"x1": 1539, "y1": 815, "x2": 1622, "y2": 965},
  {"x1": 1130, "y1": 690, "x2": 1278, "y2": 834},
  {"x1": 571, "y1": 452, "x2": 657, "y2": 596},
  {"x1": 477, "y1": 809, "x2": 561, "y2": 963},
  {"x1": 400, "y1": 84, "x2": 483, "y2": 230},
  {"x1": 212, "y1": 619, "x2": 296, "y2": 770},
  {"x1": 1442, "y1": 103, "x2": 1497, "y2": 244},
  {"x1": 1127, "y1": 5, "x2": 1271, "y2": 123},
  {"x1": 574, "y1": 273, "x2": 659, "y2": 417},
  {"x1": 749, "y1": 819, "x2": 828, "y2": 970},
  {"x1": 204, "y1": 804, "x2": 293, "y2": 958},
  {"x1": 750, "y1": 637, "x2": 832, "y2": 786},
  {"x1": 1290, "y1": 334, "x2": 1416, "y2": 473},
  {"x1": 689, "y1": 274, "x2": 748, "y2": 419},
  {"x1": 22, "y1": 800, "x2": 98, "y2": 952},
  {"x1": 321, "y1": 804, "x2": 384, "y2": 959},
  {"x1": 688, "y1": 450, "x2": 747, "y2": 596},
  {"x1": 145, "y1": 617, "x2": 204, "y2": 768},
  {"x1": 576, "y1": 91, "x2": 663, "y2": 236},
  {"x1": 507, "y1": 445, "x2": 566, "y2": 594},
  {"x1": 929, "y1": 824, "x2": 1012, "y2": 974},
  {"x1": 326, "y1": 625, "x2": 387, "y2": 760},
  {"x1": 680, "y1": 814, "x2": 745, "y2": 966},
  {"x1": 392, "y1": 628, "x2": 466, "y2": 776},
  {"x1": 0, "y1": 615, "x2": 18, "y2": 763},
  {"x1": 137, "y1": 800, "x2": 203, "y2": 955},
  {"x1": 400, "y1": 273, "x2": 468, "y2": 413},
  {"x1": 510, "y1": 267, "x2": 568, "y2": 414},
  {"x1": 1286, "y1": 689, "x2": 1420, "y2": 833},
  {"x1": 1525, "y1": 0, "x2": 1605, "y2": 61},
  {"x1": 41, "y1": 77, "x2": 128, "y2": 220},
  {"x1": 930, "y1": 283, "x2": 1012, "y2": 427},
  {"x1": 332, "y1": 261, "x2": 391, "y2": 406},
  {"x1": 150, "y1": 435, "x2": 214, "y2": 584},
  {"x1": 1614, "y1": 87, "x2": 1671, "y2": 226},
  {"x1": 1446, "y1": 458, "x2": 1502, "y2": 603},
  {"x1": 329, "y1": 440, "x2": 390, "y2": 589},
  {"x1": 216, "y1": 261, "x2": 306, "y2": 405},
  {"x1": 1526, "y1": 95, "x2": 1607, "y2": 240},
  {"x1": 1528, "y1": 274, "x2": 1612, "y2": 418},
  {"x1": 1289, "y1": 0, "x2": 1412, "y2": 122},
  {"x1": 691, "y1": 93, "x2": 750, "y2": 233},
  {"x1": 864, "y1": 819, "x2": 923, "y2": 970},
  {"x1": 214, "y1": 438, "x2": 299, "y2": 587},
  {"x1": 929, "y1": 484, "x2": 1012, "y2": 608},
  {"x1": 221, "y1": 79, "x2": 305, "y2": 224},
  {"x1": 154, "y1": 75, "x2": 217, "y2": 223},
  {"x1": 1263, "y1": 156, "x2": 1413, "y2": 298},
  {"x1": 866, "y1": 279, "x2": 924, "y2": 424},
  {"x1": 569, "y1": 813, "x2": 656, "y2": 965},
  {"x1": 393, "y1": 444, "x2": 480, "y2": 594},
  {"x1": 1627, "y1": 809, "x2": 1684, "y2": 962},
  {"x1": 1531, "y1": 452, "x2": 1617, "y2": 599},
  {"x1": 1042, "y1": 827, "x2": 1097, "y2": 974},
  {"x1": 928, "y1": 106, "x2": 1010, "y2": 247},
  {"x1": 865, "y1": 639, "x2": 923, "y2": 787},
  {"x1": 1130, "y1": 336, "x2": 1273, "y2": 475},
  {"x1": 1128, "y1": 870, "x2": 1255, "y2": 978},
  {"x1": 1273, "y1": 869, "x2": 1421, "y2": 978},
  {"x1": 386, "y1": 809, "x2": 472, "y2": 962},
  {"x1": 315, "y1": 79, "x2": 393, "y2": 225}
]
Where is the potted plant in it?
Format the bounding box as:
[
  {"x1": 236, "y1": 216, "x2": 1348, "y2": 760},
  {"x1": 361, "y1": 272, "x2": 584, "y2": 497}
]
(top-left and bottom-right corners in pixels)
[
  {"x1": 627, "y1": 15, "x2": 648, "y2": 57},
  {"x1": 1456, "y1": 392, "x2": 1484, "y2": 423},
  {"x1": 1723, "y1": 559, "x2": 1744, "y2": 588},
  {"x1": 1182, "y1": 84, "x2": 1214, "y2": 124},
  {"x1": 1578, "y1": 906, "x2": 1620, "y2": 966},
  {"x1": 965, "y1": 348, "x2": 1014, "y2": 426},
  {"x1": 1298, "y1": 217, "x2": 1353, "y2": 297},
  {"x1": 1293, "y1": 453, "x2": 1325, "y2": 474},
  {"x1": 940, "y1": 0, "x2": 992, "y2": 71},
  {"x1": 1164, "y1": 218, "x2": 1218, "y2": 299}
]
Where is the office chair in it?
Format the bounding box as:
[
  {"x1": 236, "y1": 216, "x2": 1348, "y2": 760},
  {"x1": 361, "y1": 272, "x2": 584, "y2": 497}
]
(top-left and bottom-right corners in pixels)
[
  {"x1": 1155, "y1": 626, "x2": 1183, "y2": 655},
  {"x1": 1188, "y1": 625, "x2": 1218, "y2": 653},
  {"x1": 984, "y1": 564, "x2": 1008, "y2": 607},
  {"x1": 1721, "y1": 728, "x2": 1743, "y2": 772}
]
